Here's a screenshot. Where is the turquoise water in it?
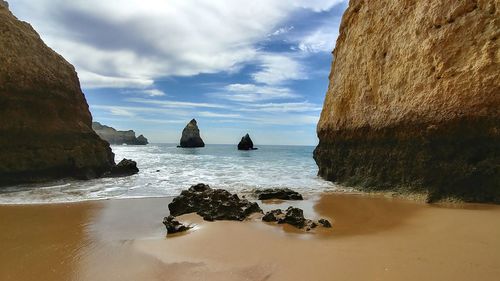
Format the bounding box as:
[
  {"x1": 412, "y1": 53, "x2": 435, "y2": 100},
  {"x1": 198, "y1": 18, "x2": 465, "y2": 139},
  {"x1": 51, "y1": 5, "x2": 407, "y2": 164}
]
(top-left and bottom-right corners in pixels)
[{"x1": 0, "y1": 144, "x2": 341, "y2": 204}]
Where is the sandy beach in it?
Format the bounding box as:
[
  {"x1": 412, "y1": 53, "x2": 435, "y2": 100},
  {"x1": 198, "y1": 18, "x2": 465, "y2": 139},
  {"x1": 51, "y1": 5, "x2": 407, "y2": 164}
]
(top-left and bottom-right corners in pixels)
[{"x1": 1, "y1": 193, "x2": 499, "y2": 281}]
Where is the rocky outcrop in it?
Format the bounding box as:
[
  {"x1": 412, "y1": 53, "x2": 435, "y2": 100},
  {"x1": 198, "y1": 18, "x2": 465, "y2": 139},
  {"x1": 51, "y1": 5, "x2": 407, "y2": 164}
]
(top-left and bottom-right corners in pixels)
[
  {"x1": 109, "y1": 159, "x2": 139, "y2": 177},
  {"x1": 162, "y1": 216, "x2": 191, "y2": 234},
  {"x1": 314, "y1": 0, "x2": 500, "y2": 203},
  {"x1": 168, "y1": 183, "x2": 262, "y2": 221},
  {"x1": 262, "y1": 207, "x2": 331, "y2": 231},
  {"x1": 178, "y1": 119, "x2": 205, "y2": 148},
  {"x1": 0, "y1": 3, "x2": 115, "y2": 186},
  {"x1": 92, "y1": 122, "x2": 148, "y2": 145},
  {"x1": 238, "y1": 133, "x2": 257, "y2": 150},
  {"x1": 255, "y1": 188, "x2": 303, "y2": 200}
]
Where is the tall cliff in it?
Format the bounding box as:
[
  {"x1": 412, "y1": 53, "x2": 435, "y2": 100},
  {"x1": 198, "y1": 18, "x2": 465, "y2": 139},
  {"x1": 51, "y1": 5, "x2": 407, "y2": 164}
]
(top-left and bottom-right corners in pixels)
[
  {"x1": 92, "y1": 122, "x2": 148, "y2": 145},
  {"x1": 0, "y1": 3, "x2": 115, "y2": 185},
  {"x1": 314, "y1": 0, "x2": 499, "y2": 202}
]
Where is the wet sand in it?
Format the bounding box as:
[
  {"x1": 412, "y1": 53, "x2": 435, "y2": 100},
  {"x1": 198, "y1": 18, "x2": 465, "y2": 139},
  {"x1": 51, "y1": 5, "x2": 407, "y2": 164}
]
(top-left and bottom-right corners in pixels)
[{"x1": 1, "y1": 193, "x2": 499, "y2": 281}]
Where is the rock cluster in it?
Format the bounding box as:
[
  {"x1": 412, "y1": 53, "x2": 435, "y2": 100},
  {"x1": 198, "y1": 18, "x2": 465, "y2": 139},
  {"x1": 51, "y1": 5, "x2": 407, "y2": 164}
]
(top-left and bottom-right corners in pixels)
[
  {"x1": 92, "y1": 122, "x2": 148, "y2": 145},
  {"x1": 0, "y1": 4, "x2": 115, "y2": 186},
  {"x1": 238, "y1": 134, "x2": 257, "y2": 150},
  {"x1": 256, "y1": 188, "x2": 303, "y2": 200},
  {"x1": 262, "y1": 207, "x2": 332, "y2": 231},
  {"x1": 178, "y1": 119, "x2": 205, "y2": 148},
  {"x1": 162, "y1": 215, "x2": 191, "y2": 234},
  {"x1": 314, "y1": 0, "x2": 500, "y2": 203},
  {"x1": 168, "y1": 183, "x2": 262, "y2": 221}
]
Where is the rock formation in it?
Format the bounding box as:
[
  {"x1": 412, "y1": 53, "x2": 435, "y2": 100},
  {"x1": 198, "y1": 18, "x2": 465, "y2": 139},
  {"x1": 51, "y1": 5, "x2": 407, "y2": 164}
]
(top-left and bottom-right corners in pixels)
[
  {"x1": 255, "y1": 188, "x2": 303, "y2": 200},
  {"x1": 238, "y1": 133, "x2": 257, "y2": 150},
  {"x1": 178, "y1": 119, "x2": 205, "y2": 148},
  {"x1": 163, "y1": 216, "x2": 191, "y2": 234},
  {"x1": 0, "y1": 3, "x2": 116, "y2": 185},
  {"x1": 168, "y1": 183, "x2": 262, "y2": 221},
  {"x1": 314, "y1": 0, "x2": 499, "y2": 203},
  {"x1": 92, "y1": 122, "x2": 148, "y2": 145},
  {"x1": 109, "y1": 159, "x2": 139, "y2": 177},
  {"x1": 262, "y1": 207, "x2": 331, "y2": 231}
]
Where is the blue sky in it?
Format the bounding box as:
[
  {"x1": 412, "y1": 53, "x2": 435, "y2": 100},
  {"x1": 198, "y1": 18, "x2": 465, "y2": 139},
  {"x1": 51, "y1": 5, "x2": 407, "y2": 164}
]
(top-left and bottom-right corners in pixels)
[{"x1": 10, "y1": 0, "x2": 348, "y2": 145}]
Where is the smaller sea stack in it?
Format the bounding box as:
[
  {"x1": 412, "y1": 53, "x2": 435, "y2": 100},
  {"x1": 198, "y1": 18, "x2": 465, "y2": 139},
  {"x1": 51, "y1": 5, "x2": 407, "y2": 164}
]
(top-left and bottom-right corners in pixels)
[
  {"x1": 238, "y1": 133, "x2": 257, "y2": 150},
  {"x1": 178, "y1": 119, "x2": 205, "y2": 148}
]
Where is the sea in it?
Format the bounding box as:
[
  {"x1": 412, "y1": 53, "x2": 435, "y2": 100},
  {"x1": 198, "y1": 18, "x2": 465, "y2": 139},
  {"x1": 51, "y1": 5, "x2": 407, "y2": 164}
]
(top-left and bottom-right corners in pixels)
[{"x1": 0, "y1": 144, "x2": 345, "y2": 204}]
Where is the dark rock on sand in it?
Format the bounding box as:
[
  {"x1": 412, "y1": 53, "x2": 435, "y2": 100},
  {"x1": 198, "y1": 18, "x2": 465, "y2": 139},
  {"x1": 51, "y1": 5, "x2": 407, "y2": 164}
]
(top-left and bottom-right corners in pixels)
[
  {"x1": 92, "y1": 122, "x2": 148, "y2": 145},
  {"x1": 178, "y1": 119, "x2": 205, "y2": 148},
  {"x1": 256, "y1": 188, "x2": 303, "y2": 200},
  {"x1": 163, "y1": 215, "x2": 190, "y2": 234},
  {"x1": 0, "y1": 4, "x2": 115, "y2": 186},
  {"x1": 238, "y1": 133, "x2": 257, "y2": 150},
  {"x1": 263, "y1": 207, "x2": 330, "y2": 231},
  {"x1": 168, "y1": 183, "x2": 262, "y2": 221},
  {"x1": 109, "y1": 159, "x2": 139, "y2": 177}
]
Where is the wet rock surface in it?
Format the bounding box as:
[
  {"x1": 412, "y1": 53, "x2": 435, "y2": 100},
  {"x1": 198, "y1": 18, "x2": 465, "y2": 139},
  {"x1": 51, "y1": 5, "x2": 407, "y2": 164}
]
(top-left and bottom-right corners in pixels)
[
  {"x1": 163, "y1": 215, "x2": 191, "y2": 234},
  {"x1": 109, "y1": 159, "x2": 139, "y2": 177},
  {"x1": 178, "y1": 119, "x2": 205, "y2": 148},
  {"x1": 238, "y1": 133, "x2": 257, "y2": 150},
  {"x1": 168, "y1": 184, "x2": 262, "y2": 221},
  {"x1": 263, "y1": 207, "x2": 331, "y2": 231},
  {"x1": 256, "y1": 188, "x2": 303, "y2": 200}
]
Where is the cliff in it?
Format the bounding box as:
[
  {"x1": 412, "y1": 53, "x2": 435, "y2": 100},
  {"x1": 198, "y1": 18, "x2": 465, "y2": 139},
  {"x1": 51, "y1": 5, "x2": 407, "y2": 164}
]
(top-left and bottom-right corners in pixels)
[
  {"x1": 0, "y1": 3, "x2": 115, "y2": 185},
  {"x1": 92, "y1": 122, "x2": 148, "y2": 145},
  {"x1": 178, "y1": 119, "x2": 205, "y2": 148},
  {"x1": 314, "y1": 0, "x2": 499, "y2": 202}
]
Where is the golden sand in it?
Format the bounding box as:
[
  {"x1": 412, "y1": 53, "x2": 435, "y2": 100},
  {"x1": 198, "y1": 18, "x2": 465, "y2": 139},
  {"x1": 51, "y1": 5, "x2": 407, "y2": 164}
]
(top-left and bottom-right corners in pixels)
[{"x1": 1, "y1": 193, "x2": 499, "y2": 281}]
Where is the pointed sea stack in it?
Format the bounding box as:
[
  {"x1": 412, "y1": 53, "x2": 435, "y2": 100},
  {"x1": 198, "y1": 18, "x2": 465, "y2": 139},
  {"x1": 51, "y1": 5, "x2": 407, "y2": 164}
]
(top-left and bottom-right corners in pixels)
[
  {"x1": 0, "y1": 3, "x2": 116, "y2": 186},
  {"x1": 314, "y1": 0, "x2": 500, "y2": 203},
  {"x1": 178, "y1": 119, "x2": 205, "y2": 148},
  {"x1": 238, "y1": 134, "x2": 257, "y2": 150}
]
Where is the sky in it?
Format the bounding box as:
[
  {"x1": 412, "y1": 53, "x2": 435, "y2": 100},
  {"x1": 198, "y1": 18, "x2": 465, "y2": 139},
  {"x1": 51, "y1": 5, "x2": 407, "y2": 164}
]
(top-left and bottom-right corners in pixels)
[{"x1": 9, "y1": 0, "x2": 348, "y2": 145}]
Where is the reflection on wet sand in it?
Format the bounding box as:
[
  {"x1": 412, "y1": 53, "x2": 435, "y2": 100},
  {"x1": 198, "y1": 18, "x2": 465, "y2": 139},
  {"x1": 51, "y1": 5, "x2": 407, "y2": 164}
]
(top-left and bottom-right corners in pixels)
[{"x1": 1, "y1": 194, "x2": 500, "y2": 281}]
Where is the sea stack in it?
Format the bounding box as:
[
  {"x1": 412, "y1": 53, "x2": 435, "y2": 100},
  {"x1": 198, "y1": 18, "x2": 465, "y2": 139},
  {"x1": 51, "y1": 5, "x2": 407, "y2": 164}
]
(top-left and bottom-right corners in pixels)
[
  {"x1": 314, "y1": 0, "x2": 499, "y2": 203},
  {"x1": 0, "y1": 4, "x2": 115, "y2": 185},
  {"x1": 178, "y1": 119, "x2": 205, "y2": 148},
  {"x1": 238, "y1": 134, "x2": 257, "y2": 150},
  {"x1": 92, "y1": 122, "x2": 148, "y2": 145}
]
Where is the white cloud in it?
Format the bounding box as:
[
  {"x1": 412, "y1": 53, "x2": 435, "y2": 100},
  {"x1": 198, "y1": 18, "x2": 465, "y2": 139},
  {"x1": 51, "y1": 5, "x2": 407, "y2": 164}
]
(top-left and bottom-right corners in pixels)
[
  {"x1": 126, "y1": 98, "x2": 227, "y2": 109},
  {"x1": 108, "y1": 107, "x2": 136, "y2": 117},
  {"x1": 298, "y1": 26, "x2": 339, "y2": 53},
  {"x1": 239, "y1": 101, "x2": 323, "y2": 113},
  {"x1": 212, "y1": 83, "x2": 299, "y2": 102},
  {"x1": 198, "y1": 112, "x2": 241, "y2": 118},
  {"x1": 251, "y1": 54, "x2": 307, "y2": 85},
  {"x1": 137, "y1": 89, "x2": 166, "y2": 97},
  {"x1": 9, "y1": 0, "x2": 344, "y2": 89}
]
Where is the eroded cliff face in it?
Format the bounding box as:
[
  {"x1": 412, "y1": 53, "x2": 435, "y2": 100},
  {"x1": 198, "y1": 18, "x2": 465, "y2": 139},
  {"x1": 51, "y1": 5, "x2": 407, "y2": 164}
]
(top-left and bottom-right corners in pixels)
[
  {"x1": 92, "y1": 122, "x2": 149, "y2": 145},
  {"x1": 314, "y1": 0, "x2": 499, "y2": 202},
  {"x1": 0, "y1": 4, "x2": 115, "y2": 185}
]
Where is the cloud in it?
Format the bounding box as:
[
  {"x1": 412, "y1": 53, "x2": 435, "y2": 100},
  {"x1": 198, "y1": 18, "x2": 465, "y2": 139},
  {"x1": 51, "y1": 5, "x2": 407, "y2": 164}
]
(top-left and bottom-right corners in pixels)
[
  {"x1": 298, "y1": 25, "x2": 339, "y2": 53},
  {"x1": 126, "y1": 98, "x2": 227, "y2": 109},
  {"x1": 211, "y1": 83, "x2": 299, "y2": 102},
  {"x1": 133, "y1": 89, "x2": 167, "y2": 97},
  {"x1": 239, "y1": 101, "x2": 323, "y2": 113},
  {"x1": 10, "y1": 0, "x2": 344, "y2": 89},
  {"x1": 251, "y1": 54, "x2": 307, "y2": 85},
  {"x1": 198, "y1": 112, "x2": 242, "y2": 118}
]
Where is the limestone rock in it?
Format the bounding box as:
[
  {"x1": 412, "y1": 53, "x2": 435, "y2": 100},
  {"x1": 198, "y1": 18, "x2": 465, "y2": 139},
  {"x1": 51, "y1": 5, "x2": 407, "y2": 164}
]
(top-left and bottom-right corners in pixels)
[
  {"x1": 178, "y1": 119, "x2": 205, "y2": 148},
  {"x1": 92, "y1": 122, "x2": 148, "y2": 145},
  {"x1": 109, "y1": 159, "x2": 139, "y2": 177},
  {"x1": 238, "y1": 133, "x2": 257, "y2": 150},
  {"x1": 0, "y1": 5, "x2": 115, "y2": 186},
  {"x1": 314, "y1": 0, "x2": 500, "y2": 203},
  {"x1": 168, "y1": 183, "x2": 262, "y2": 221},
  {"x1": 162, "y1": 216, "x2": 190, "y2": 234}
]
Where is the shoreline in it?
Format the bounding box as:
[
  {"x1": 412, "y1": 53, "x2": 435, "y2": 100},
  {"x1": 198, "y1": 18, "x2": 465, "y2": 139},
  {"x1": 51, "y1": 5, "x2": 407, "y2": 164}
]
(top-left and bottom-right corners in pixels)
[{"x1": 1, "y1": 192, "x2": 500, "y2": 280}]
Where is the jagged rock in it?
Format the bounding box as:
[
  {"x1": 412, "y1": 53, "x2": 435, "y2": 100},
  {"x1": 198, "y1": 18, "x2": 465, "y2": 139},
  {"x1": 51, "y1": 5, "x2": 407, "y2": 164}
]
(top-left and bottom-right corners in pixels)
[
  {"x1": 262, "y1": 209, "x2": 283, "y2": 222},
  {"x1": 162, "y1": 215, "x2": 190, "y2": 234},
  {"x1": 0, "y1": 4, "x2": 115, "y2": 186},
  {"x1": 109, "y1": 159, "x2": 139, "y2": 177},
  {"x1": 92, "y1": 122, "x2": 148, "y2": 145},
  {"x1": 314, "y1": 0, "x2": 500, "y2": 203},
  {"x1": 263, "y1": 207, "x2": 331, "y2": 231},
  {"x1": 238, "y1": 133, "x2": 257, "y2": 150},
  {"x1": 256, "y1": 188, "x2": 303, "y2": 200},
  {"x1": 318, "y1": 219, "x2": 332, "y2": 228},
  {"x1": 178, "y1": 119, "x2": 205, "y2": 148},
  {"x1": 168, "y1": 183, "x2": 262, "y2": 221}
]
